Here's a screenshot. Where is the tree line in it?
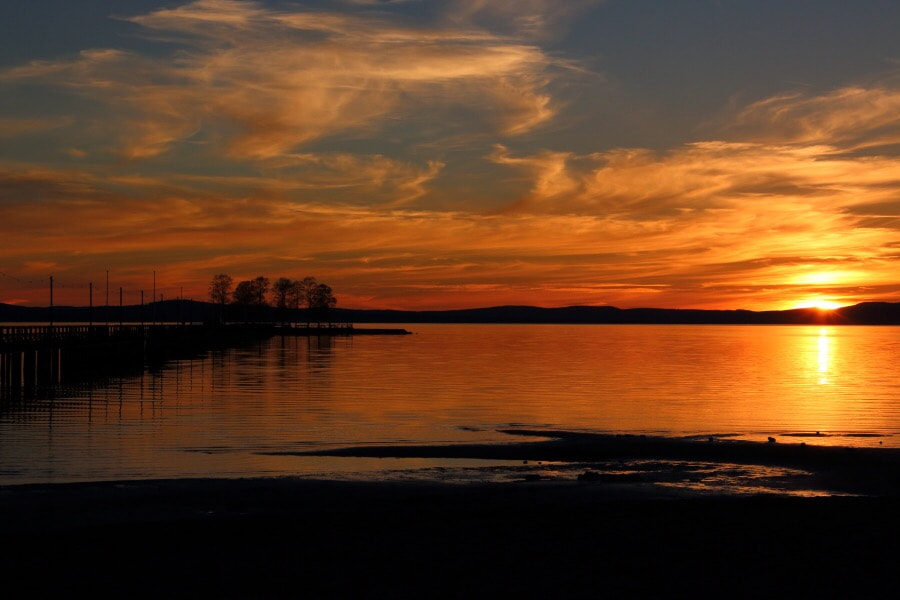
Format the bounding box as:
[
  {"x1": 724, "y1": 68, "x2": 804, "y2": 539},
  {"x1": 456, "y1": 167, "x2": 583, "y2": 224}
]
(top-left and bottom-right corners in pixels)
[{"x1": 208, "y1": 274, "x2": 336, "y2": 313}]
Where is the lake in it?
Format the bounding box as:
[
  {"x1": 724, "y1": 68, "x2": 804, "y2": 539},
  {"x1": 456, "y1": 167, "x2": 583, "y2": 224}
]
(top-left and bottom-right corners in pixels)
[{"x1": 1, "y1": 324, "x2": 898, "y2": 485}]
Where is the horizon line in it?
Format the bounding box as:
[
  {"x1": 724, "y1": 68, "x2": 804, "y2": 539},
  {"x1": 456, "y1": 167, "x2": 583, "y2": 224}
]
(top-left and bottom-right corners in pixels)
[{"x1": 3, "y1": 299, "x2": 896, "y2": 313}]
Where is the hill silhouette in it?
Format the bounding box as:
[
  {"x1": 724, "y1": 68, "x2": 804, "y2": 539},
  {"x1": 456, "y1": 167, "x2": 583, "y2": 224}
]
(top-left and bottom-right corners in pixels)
[{"x1": 1, "y1": 300, "x2": 899, "y2": 325}]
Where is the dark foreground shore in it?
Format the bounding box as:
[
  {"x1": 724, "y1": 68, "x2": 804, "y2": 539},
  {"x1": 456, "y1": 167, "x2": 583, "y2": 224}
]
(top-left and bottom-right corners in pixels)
[{"x1": 3, "y1": 433, "x2": 899, "y2": 598}]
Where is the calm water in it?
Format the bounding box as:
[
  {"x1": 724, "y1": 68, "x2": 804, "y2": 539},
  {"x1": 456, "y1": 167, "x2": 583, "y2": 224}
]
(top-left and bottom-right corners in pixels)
[{"x1": 1, "y1": 324, "x2": 899, "y2": 485}]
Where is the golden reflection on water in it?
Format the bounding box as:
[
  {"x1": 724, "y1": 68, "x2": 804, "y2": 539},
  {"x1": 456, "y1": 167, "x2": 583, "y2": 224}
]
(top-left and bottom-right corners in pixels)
[
  {"x1": 817, "y1": 327, "x2": 830, "y2": 385},
  {"x1": 2, "y1": 324, "x2": 899, "y2": 484}
]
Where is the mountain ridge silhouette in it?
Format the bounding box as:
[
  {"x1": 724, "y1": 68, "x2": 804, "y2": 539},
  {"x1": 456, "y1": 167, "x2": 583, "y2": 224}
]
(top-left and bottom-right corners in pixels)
[{"x1": 2, "y1": 300, "x2": 899, "y2": 325}]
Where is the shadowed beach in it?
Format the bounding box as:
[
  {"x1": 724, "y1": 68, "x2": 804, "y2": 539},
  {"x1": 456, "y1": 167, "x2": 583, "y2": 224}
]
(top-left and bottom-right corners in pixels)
[
  {"x1": 3, "y1": 432, "x2": 899, "y2": 598},
  {"x1": 282, "y1": 429, "x2": 900, "y2": 496}
]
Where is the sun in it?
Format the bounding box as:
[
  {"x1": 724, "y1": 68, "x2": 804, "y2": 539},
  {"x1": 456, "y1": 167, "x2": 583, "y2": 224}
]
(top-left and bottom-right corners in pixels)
[{"x1": 795, "y1": 298, "x2": 843, "y2": 311}]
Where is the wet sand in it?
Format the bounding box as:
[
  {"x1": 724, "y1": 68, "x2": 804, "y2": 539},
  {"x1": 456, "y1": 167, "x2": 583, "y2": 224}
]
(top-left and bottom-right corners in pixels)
[
  {"x1": 2, "y1": 432, "x2": 899, "y2": 597},
  {"x1": 285, "y1": 429, "x2": 900, "y2": 496}
]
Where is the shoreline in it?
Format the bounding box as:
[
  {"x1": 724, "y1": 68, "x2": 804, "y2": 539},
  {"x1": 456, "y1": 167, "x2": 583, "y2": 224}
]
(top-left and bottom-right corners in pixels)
[
  {"x1": 2, "y1": 475, "x2": 899, "y2": 597},
  {"x1": 273, "y1": 428, "x2": 900, "y2": 497},
  {"x1": 3, "y1": 432, "x2": 899, "y2": 596}
]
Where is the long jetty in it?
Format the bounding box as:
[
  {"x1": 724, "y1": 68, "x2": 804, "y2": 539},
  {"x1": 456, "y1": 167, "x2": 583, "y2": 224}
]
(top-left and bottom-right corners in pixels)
[{"x1": 0, "y1": 322, "x2": 411, "y2": 393}]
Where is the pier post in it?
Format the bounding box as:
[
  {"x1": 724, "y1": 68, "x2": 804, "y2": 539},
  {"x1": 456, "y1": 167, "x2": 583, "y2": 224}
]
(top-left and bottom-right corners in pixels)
[
  {"x1": 23, "y1": 350, "x2": 36, "y2": 390},
  {"x1": 15, "y1": 352, "x2": 23, "y2": 390}
]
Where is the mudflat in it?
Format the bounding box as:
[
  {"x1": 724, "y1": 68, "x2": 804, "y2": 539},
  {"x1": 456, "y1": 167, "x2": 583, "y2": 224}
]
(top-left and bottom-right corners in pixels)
[{"x1": 3, "y1": 433, "x2": 899, "y2": 598}]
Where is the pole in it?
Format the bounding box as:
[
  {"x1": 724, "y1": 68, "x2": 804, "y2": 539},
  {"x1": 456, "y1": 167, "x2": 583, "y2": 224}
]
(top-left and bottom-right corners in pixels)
[
  {"x1": 89, "y1": 281, "x2": 93, "y2": 327},
  {"x1": 119, "y1": 287, "x2": 123, "y2": 326},
  {"x1": 105, "y1": 270, "x2": 109, "y2": 326},
  {"x1": 153, "y1": 271, "x2": 156, "y2": 326},
  {"x1": 141, "y1": 290, "x2": 144, "y2": 327},
  {"x1": 49, "y1": 275, "x2": 54, "y2": 328}
]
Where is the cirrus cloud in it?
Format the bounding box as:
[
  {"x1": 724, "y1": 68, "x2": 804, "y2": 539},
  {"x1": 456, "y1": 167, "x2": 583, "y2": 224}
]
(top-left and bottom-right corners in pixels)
[{"x1": 1, "y1": 0, "x2": 561, "y2": 161}]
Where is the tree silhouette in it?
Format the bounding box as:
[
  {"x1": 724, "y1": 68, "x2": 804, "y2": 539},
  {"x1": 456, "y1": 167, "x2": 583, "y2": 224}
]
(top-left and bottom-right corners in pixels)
[
  {"x1": 298, "y1": 276, "x2": 318, "y2": 309},
  {"x1": 253, "y1": 276, "x2": 270, "y2": 305},
  {"x1": 208, "y1": 274, "x2": 233, "y2": 322},
  {"x1": 287, "y1": 279, "x2": 304, "y2": 310},
  {"x1": 208, "y1": 274, "x2": 233, "y2": 305},
  {"x1": 310, "y1": 283, "x2": 337, "y2": 323},
  {"x1": 272, "y1": 277, "x2": 294, "y2": 309},
  {"x1": 214, "y1": 273, "x2": 335, "y2": 324},
  {"x1": 311, "y1": 283, "x2": 337, "y2": 310},
  {"x1": 272, "y1": 277, "x2": 297, "y2": 325},
  {"x1": 233, "y1": 276, "x2": 270, "y2": 306}
]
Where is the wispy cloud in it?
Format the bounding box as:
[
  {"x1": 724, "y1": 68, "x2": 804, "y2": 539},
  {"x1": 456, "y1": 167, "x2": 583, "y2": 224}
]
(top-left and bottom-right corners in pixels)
[
  {"x1": 443, "y1": 0, "x2": 603, "y2": 39},
  {"x1": 1, "y1": 0, "x2": 559, "y2": 161},
  {"x1": 484, "y1": 82, "x2": 900, "y2": 308},
  {"x1": 0, "y1": 2, "x2": 898, "y2": 310},
  {"x1": 731, "y1": 85, "x2": 900, "y2": 151}
]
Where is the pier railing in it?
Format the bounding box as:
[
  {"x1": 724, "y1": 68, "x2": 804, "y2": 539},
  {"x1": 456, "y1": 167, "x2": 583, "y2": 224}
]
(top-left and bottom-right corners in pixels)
[
  {"x1": 0, "y1": 324, "x2": 214, "y2": 351},
  {"x1": 0, "y1": 325, "x2": 144, "y2": 348},
  {"x1": 0, "y1": 323, "x2": 263, "y2": 391},
  {"x1": 0, "y1": 322, "x2": 406, "y2": 393}
]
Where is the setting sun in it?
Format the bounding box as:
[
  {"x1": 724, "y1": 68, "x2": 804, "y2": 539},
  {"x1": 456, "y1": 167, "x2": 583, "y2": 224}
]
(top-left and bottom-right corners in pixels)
[
  {"x1": 1, "y1": 3, "x2": 900, "y2": 596},
  {"x1": 795, "y1": 299, "x2": 843, "y2": 311},
  {"x1": 0, "y1": 0, "x2": 898, "y2": 312}
]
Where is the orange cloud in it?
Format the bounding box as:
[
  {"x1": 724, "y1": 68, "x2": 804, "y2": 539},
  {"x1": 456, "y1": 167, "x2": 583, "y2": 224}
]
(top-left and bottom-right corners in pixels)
[
  {"x1": 2, "y1": 0, "x2": 559, "y2": 160},
  {"x1": 3, "y1": 84, "x2": 899, "y2": 310},
  {"x1": 0, "y1": 2, "x2": 897, "y2": 311},
  {"x1": 731, "y1": 86, "x2": 900, "y2": 150}
]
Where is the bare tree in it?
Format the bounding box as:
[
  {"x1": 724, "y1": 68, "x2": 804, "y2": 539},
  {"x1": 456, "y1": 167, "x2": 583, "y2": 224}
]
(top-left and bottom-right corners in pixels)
[
  {"x1": 208, "y1": 274, "x2": 233, "y2": 322},
  {"x1": 272, "y1": 277, "x2": 294, "y2": 309},
  {"x1": 311, "y1": 283, "x2": 337, "y2": 310},
  {"x1": 287, "y1": 279, "x2": 304, "y2": 310},
  {"x1": 208, "y1": 274, "x2": 233, "y2": 305},
  {"x1": 228, "y1": 274, "x2": 334, "y2": 324},
  {"x1": 253, "y1": 276, "x2": 270, "y2": 306},
  {"x1": 272, "y1": 277, "x2": 296, "y2": 325},
  {"x1": 298, "y1": 276, "x2": 318, "y2": 309},
  {"x1": 310, "y1": 282, "x2": 337, "y2": 324}
]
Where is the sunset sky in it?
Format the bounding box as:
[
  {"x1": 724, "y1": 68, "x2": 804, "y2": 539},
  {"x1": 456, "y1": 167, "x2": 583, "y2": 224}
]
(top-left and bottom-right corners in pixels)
[{"x1": 1, "y1": 0, "x2": 898, "y2": 310}]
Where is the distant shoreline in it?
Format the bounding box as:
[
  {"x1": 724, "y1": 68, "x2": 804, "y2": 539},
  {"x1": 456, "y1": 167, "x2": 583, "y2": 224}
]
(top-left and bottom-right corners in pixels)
[{"x1": 3, "y1": 299, "x2": 900, "y2": 325}]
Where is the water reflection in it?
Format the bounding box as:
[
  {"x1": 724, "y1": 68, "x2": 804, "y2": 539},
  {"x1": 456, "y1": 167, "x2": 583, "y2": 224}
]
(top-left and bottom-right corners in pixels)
[
  {"x1": 1, "y1": 325, "x2": 899, "y2": 484},
  {"x1": 818, "y1": 327, "x2": 830, "y2": 385}
]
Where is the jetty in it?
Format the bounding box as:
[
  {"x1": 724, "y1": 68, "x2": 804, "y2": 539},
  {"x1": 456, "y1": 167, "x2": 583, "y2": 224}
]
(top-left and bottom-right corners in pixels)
[
  {"x1": 276, "y1": 323, "x2": 412, "y2": 336},
  {"x1": 0, "y1": 322, "x2": 410, "y2": 393}
]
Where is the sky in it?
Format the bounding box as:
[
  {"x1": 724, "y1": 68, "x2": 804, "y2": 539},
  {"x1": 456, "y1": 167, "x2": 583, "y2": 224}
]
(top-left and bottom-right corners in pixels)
[{"x1": 0, "y1": 0, "x2": 898, "y2": 311}]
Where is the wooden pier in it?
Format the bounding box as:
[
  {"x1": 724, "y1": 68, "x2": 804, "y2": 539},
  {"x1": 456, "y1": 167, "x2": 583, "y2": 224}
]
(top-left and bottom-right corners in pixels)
[
  {"x1": 276, "y1": 323, "x2": 412, "y2": 336},
  {"x1": 0, "y1": 324, "x2": 264, "y2": 393},
  {"x1": 0, "y1": 322, "x2": 411, "y2": 394}
]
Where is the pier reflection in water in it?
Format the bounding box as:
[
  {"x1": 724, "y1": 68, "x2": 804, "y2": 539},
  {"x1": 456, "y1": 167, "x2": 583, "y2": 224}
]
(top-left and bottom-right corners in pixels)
[{"x1": 1, "y1": 324, "x2": 899, "y2": 484}]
